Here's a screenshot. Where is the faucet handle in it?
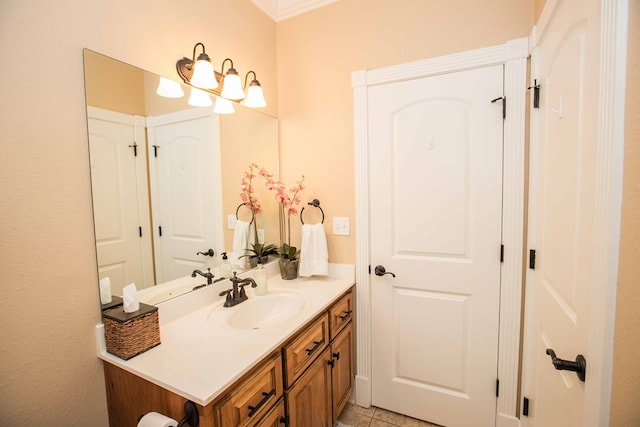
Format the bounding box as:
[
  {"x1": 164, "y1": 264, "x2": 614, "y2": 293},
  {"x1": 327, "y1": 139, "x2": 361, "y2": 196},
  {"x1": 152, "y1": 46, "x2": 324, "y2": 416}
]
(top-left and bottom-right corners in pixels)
[{"x1": 219, "y1": 289, "x2": 234, "y2": 307}]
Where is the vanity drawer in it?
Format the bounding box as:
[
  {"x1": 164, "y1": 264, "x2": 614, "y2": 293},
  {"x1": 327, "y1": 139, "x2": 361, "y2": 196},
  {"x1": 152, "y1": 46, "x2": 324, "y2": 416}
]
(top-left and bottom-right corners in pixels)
[
  {"x1": 329, "y1": 290, "x2": 353, "y2": 340},
  {"x1": 214, "y1": 352, "x2": 283, "y2": 427},
  {"x1": 284, "y1": 313, "x2": 329, "y2": 387}
]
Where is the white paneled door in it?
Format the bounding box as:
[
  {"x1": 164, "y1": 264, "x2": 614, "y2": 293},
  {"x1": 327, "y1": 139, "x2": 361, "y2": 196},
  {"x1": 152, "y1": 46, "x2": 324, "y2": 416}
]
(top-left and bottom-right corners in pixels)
[
  {"x1": 88, "y1": 108, "x2": 153, "y2": 295},
  {"x1": 369, "y1": 65, "x2": 504, "y2": 427},
  {"x1": 147, "y1": 110, "x2": 223, "y2": 284},
  {"x1": 524, "y1": 0, "x2": 601, "y2": 424}
]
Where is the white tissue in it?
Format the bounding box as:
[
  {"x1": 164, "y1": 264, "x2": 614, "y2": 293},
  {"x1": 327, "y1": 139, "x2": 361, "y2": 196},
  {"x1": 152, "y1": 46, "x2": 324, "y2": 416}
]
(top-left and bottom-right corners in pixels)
[
  {"x1": 137, "y1": 412, "x2": 177, "y2": 427},
  {"x1": 99, "y1": 277, "x2": 112, "y2": 304},
  {"x1": 122, "y1": 283, "x2": 140, "y2": 313}
]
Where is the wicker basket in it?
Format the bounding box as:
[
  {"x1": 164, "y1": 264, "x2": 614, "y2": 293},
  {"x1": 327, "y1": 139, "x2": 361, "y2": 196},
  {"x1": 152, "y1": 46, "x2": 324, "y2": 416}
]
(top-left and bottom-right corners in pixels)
[{"x1": 103, "y1": 303, "x2": 161, "y2": 360}]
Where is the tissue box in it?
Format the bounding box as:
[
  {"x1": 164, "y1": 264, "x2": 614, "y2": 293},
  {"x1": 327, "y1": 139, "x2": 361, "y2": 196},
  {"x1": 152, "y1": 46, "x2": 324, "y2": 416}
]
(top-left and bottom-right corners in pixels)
[{"x1": 103, "y1": 303, "x2": 161, "y2": 360}]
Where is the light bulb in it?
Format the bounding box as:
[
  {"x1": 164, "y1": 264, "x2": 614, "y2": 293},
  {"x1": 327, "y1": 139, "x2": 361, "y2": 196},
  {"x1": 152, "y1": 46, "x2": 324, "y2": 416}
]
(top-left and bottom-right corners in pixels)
[
  {"x1": 188, "y1": 88, "x2": 213, "y2": 107},
  {"x1": 220, "y1": 69, "x2": 245, "y2": 100},
  {"x1": 214, "y1": 96, "x2": 235, "y2": 114},
  {"x1": 190, "y1": 54, "x2": 218, "y2": 90},
  {"x1": 156, "y1": 77, "x2": 185, "y2": 98}
]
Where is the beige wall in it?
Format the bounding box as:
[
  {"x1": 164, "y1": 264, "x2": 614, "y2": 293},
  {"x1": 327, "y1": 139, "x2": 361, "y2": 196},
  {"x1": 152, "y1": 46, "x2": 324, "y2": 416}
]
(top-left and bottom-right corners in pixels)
[
  {"x1": 0, "y1": 0, "x2": 276, "y2": 424},
  {"x1": 84, "y1": 50, "x2": 147, "y2": 115},
  {"x1": 610, "y1": 1, "x2": 640, "y2": 425},
  {"x1": 276, "y1": 0, "x2": 534, "y2": 264}
]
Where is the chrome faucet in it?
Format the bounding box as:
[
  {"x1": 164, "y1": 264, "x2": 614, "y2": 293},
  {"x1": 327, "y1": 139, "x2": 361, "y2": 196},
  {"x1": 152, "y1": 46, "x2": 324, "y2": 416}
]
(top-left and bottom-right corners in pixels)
[{"x1": 219, "y1": 272, "x2": 257, "y2": 307}]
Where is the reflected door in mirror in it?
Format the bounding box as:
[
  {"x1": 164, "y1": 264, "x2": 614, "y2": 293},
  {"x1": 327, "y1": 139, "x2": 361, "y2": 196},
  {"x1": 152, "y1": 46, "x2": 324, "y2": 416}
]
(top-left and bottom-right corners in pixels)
[
  {"x1": 147, "y1": 109, "x2": 224, "y2": 283},
  {"x1": 88, "y1": 108, "x2": 154, "y2": 296}
]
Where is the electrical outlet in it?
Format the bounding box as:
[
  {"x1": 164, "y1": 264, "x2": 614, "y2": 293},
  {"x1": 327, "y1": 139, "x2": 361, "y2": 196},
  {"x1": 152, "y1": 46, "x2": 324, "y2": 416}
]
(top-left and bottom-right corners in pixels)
[
  {"x1": 227, "y1": 214, "x2": 237, "y2": 230},
  {"x1": 333, "y1": 217, "x2": 350, "y2": 236}
]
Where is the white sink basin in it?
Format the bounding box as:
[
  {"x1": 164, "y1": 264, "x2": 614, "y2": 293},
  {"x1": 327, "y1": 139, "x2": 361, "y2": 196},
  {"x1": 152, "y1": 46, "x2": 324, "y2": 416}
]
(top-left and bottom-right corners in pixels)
[{"x1": 224, "y1": 291, "x2": 306, "y2": 330}]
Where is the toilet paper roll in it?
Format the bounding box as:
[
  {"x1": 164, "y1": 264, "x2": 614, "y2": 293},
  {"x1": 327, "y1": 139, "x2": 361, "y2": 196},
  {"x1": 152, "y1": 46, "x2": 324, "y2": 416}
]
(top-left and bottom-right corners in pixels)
[{"x1": 137, "y1": 412, "x2": 178, "y2": 427}]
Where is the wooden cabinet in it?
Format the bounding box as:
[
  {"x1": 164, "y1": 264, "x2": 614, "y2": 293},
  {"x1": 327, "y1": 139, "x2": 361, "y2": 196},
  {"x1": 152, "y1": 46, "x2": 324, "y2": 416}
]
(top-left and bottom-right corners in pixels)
[
  {"x1": 330, "y1": 322, "x2": 354, "y2": 419},
  {"x1": 103, "y1": 287, "x2": 354, "y2": 427},
  {"x1": 284, "y1": 313, "x2": 329, "y2": 387},
  {"x1": 285, "y1": 289, "x2": 354, "y2": 425},
  {"x1": 329, "y1": 290, "x2": 353, "y2": 340},
  {"x1": 214, "y1": 353, "x2": 283, "y2": 426},
  {"x1": 286, "y1": 347, "x2": 333, "y2": 426},
  {"x1": 254, "y1": 399, "x2": 285, "y2": 427}
]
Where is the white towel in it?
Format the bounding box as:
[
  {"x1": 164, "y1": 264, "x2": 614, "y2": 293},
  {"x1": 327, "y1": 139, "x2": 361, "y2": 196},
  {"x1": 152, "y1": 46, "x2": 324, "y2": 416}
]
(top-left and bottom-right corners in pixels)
[
  {"x1": 230, "y1": 219, "x2": 252, "y2": 268},
  {"x1": 299, "y1": 223, "x2": 329, "y2": 277}
]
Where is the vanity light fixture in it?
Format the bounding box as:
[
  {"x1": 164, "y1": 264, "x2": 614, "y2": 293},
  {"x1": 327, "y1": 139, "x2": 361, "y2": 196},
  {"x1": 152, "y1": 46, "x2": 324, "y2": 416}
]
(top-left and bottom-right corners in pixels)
[
  {"x1": 242, "y1": 71, "x2": 267, "y2": 108},
  {"x1": 176, "y1": 42, "x2": 267, "y2": 108},
  {"x1": 188, "y1": 87, "x2": 213, "y2": 107},
  {"x1": 219, "y1": 58, "x2": 245, "y2": 101},
  {"x1": 176, "y1": 43, "x2": 220, "y2": 90},
  {"x1": 214, "y1": 96, "x2": 235, "y2": 114},
  {"x1": 156, "y1": 77, "x2": 185, "y2": 98}
]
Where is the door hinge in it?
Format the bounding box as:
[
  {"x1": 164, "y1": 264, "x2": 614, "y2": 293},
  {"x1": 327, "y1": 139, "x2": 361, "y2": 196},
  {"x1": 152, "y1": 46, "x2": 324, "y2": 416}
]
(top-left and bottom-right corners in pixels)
[
  {"x1": 528, "y1": 79, "x2": 540, "y2": 108},
  {"x1": 496, "y1": 379, "x2": 500, "y2": 397},
  {"x1": 491, "y1": 96, "x2": 506, "y2": 119},
  {"x1": 529, "y1": 249, "x2": 536, "y2": 269},
  {"x1": 152, "y1": 145, "x2": 160, "y2": 158},
  {"x1": 500, "y1": 244, "x2": 504, "y2": 263},
  {"x1": 158, "y1": 226, "x2": 162, "y2": 237},
  {"x1": 139, "y1": 226, "x2": 142, "y2": 237},
  {"x1": 523, "y1": 397, "x2": 530, "y2": 416},
  {"x1": 128, "y1": 142, "x2": 138, "y2": 156},
  {"x1": 368, "y1": 265, "x2": 371, "y2": 274}
]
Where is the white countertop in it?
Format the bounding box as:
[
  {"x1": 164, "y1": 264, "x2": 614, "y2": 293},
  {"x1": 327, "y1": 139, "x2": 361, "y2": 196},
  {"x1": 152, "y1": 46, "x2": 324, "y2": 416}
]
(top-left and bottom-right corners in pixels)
[{"x1": 96, "y1": 263, "x2": 354, "y2": 406}]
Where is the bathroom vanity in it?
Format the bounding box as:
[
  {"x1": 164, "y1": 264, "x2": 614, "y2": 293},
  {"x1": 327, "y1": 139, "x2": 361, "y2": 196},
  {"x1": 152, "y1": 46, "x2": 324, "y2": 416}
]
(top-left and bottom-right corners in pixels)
[{"x1": 97, "y1": 267, "x2": 354, "y2": 427}]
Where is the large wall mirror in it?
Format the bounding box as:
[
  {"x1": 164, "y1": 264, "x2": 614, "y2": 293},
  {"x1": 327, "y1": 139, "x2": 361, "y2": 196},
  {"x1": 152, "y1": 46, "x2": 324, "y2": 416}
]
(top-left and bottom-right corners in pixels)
[{"x1": 83, "y1": 49, "x2": 279, "y2": 305}]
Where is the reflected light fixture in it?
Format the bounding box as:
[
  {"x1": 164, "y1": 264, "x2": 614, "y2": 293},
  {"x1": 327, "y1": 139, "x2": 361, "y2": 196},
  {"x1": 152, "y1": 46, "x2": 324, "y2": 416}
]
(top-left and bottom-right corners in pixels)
[
  {"x1": 177, "y1": 42, "x2": 218, "y2": 90},
  {"x1": 214, "y1": 96, "x2": 235, "y2": 115},
  {"x1": 188, "y1": 87, "x2": 213, "y2": 107},
  {"x1": 156, "y1": 77, "x2": 185, "y2": 98},
  {"x1": 242, "y1": 71, "x2": 267, "y2": 108},
  {"x1": 219, "y1": 58, "x2": 245, "y2": 101}
]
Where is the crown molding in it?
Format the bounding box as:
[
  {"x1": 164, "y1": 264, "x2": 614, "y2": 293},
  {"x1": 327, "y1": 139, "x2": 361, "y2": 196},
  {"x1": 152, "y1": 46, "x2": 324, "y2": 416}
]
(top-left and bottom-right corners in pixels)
[{"x1": 251, "y1": 0, "x2": 338, "y2": 22}]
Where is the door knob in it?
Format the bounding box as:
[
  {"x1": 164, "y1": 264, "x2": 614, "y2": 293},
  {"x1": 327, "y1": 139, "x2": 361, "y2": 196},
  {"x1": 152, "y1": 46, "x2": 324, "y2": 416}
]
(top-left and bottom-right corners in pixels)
[
  {"x1": 546, "y1": 348, "x2": 586, "y2": 382},
  {"x1": 197, "y1": 249, "x2": 215, "y2": 257},
  {"x1": 374, "y1": 265, "x2": 396, "y2": 277}
]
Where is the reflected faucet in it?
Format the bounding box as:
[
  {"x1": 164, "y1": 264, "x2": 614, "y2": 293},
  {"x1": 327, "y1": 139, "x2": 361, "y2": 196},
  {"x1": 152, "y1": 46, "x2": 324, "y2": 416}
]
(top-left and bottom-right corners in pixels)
[
  {"x1": 219, "y1": 272, "x2": 257, "y2": 307},
  {"x1": 191, "y1": 268, "x2": 214, "y2": 285}
]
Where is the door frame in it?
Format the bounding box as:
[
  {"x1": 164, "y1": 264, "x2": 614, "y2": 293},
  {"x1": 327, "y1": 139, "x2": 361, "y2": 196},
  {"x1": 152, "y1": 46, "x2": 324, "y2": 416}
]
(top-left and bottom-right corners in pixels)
[
  {"x1": 353, "y1": 37, "x2": 529, "y2": 426},
  {"x1": 521, "y1": 0, "x2": 628, "y2": 425}
]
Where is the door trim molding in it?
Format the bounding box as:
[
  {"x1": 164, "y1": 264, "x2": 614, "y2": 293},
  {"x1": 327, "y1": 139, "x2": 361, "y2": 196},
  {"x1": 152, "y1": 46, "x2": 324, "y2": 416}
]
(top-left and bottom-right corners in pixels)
[
  {"x1": 523, "y1": 0, "x2": 628, "y2": 425},
  {"x1": 352, "y1": 37, "x2": 529, "y2": 424}
]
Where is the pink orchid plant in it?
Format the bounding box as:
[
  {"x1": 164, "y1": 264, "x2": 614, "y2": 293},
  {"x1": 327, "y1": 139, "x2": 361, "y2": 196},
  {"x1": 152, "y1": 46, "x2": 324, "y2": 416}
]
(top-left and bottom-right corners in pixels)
[{"x1": 259, "y1": 168, "x2": 305, "y2": 261}]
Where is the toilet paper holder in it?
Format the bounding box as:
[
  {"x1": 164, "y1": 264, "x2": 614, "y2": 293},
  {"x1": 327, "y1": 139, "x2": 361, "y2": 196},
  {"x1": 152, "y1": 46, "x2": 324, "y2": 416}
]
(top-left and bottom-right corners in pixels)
[
  {"x1": 138, "y1": 401, "x2": 199, "y2": 427},
  {"x1": 177, "y1": 401, "x2": 199, "y2": 427}
]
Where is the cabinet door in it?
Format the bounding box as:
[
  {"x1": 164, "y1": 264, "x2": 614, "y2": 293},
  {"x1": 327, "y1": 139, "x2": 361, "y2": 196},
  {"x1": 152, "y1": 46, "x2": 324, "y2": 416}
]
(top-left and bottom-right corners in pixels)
[
  {"x1": 254, "y1": 399, "x2": 285, "y2": 427},
  {"x1": 330, "y1": 322, "x2": 354, "y2": 421},
  {"x1": 286, "y1": 347, "x2": 332, "y2": 427}
]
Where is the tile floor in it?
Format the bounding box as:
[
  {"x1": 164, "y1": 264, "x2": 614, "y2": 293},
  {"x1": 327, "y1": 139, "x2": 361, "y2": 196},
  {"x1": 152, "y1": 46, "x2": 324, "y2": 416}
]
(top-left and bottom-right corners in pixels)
[{"x1": 336, "y1": 403, "x2": 444, "y2": 427}]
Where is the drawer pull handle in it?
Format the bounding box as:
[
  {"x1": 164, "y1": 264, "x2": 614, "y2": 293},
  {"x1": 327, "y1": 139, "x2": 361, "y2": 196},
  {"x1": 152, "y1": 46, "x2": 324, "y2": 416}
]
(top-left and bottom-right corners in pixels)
[
  {"x1": 306, "y1": 339, "x2": 324, "y2": 356},
  {"x1": 247, "y1": 389, "x2": 275, "y2": 417},
  {"x1": 339, "y1": 310, "x2": 352, "y2": 321}
]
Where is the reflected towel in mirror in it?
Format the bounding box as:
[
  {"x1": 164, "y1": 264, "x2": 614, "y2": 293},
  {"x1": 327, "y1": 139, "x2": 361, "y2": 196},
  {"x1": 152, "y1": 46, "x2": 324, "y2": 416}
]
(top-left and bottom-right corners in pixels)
[{"x1": 230, "y1": 219, "x2": 253, "y2": 268}]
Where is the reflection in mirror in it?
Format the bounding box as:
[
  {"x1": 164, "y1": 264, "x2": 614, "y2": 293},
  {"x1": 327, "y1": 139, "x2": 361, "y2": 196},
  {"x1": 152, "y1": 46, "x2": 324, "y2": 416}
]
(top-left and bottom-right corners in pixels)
[{"x1": 83, "y1": 49, "x2": 279, "y2": 304}]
